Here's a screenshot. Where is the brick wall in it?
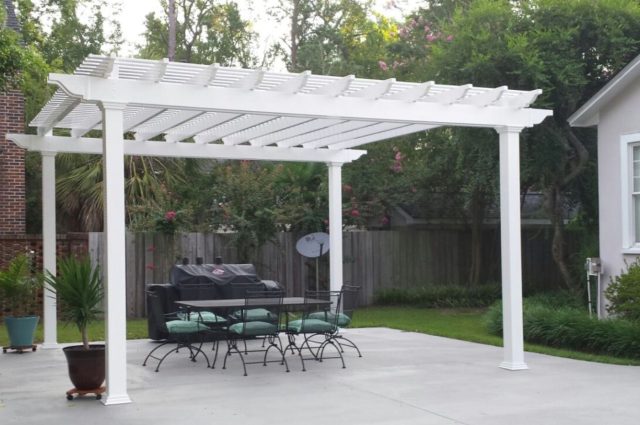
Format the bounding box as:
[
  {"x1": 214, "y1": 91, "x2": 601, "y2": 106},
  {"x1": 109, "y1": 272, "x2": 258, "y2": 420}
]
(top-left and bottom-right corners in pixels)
[
  {"x1": 0, "y1": 233, "x2": 89, "y2": 270},
  {"x1": 0, "y1": 233, "x2": 89, "y2": 320},
  {"x1": 0, "y1": 89, "x2": 26, "y2": 234}
]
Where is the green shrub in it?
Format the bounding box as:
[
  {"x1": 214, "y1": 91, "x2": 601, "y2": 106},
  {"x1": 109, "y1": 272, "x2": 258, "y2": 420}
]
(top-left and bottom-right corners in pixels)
[
  {"x1": 486, "y1": 298, "x2": 640, "y2": 359},
  {"x1": 374, "y1": 284, "x2": 501, "y2": 308},
  {"x1": 606, "y1": 260, "x2": 640, "y2": 322}
]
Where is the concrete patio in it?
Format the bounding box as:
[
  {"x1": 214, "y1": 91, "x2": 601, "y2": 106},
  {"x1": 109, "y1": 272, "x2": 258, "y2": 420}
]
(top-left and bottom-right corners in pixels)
[{"x1": 1, "y1": 328, "x2": 639, "y2": 425}]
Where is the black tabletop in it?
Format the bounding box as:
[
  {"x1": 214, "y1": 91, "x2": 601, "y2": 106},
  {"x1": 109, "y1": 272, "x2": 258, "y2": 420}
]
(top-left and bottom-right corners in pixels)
[{"x1": 175, "y1": 297, "x2": 330, "y2": 310}]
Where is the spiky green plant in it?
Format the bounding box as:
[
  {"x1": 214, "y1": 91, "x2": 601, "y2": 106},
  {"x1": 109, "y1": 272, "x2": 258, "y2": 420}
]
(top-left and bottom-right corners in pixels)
[{"x1": 45, "y1": 257, "x2": 103, "y2": 350}]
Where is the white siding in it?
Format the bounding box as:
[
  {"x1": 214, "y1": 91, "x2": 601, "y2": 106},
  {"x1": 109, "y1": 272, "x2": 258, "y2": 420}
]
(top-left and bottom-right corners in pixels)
[{"x1": 597, "y1": 76, "x2": 640, "y2": 315}]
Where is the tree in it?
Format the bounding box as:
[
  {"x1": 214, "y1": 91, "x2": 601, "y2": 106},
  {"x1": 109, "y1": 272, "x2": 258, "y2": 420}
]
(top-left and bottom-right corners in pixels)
[
  {"x1": 138, "y1": 0, "x2": 257, "y2": 67},
  {"x1": 388, "y1": 0, "x2": 640, "y2": 290},
  {"x1": 15, "y1": 0, "x2": 123, "y2": 232},
  {"x1": 211, "y1": 161, "x2": 287, "y2": 263},
  {"x1": 271, "y1": 0, "x2": 396, "y2": 75},
  {"x1": 17, "y1": 0, "x2": 121, "y2": 73}
]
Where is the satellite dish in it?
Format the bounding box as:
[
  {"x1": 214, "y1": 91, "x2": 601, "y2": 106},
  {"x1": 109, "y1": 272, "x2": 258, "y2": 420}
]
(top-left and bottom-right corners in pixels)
[
  {"x1": 296, "y1": 232, "x2": 330, "y2": 258},
  {"x1": 296, "y1": 232, "x2": 330, "y2": 292}
]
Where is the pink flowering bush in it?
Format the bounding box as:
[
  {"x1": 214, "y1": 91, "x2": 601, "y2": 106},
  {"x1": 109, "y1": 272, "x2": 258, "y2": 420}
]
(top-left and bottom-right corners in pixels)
[{"x1": 155, "y1": 210, "x2": 180, "y2": 234}]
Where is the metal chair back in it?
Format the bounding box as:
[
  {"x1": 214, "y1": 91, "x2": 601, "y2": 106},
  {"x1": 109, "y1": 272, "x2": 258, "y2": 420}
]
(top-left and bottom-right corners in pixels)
[
  {"x1": 304, "y1": 289, "x2": 342, "y2": 329},
  {"x1": 341, "y1": 284, "x2": 361, "y2": 322}
]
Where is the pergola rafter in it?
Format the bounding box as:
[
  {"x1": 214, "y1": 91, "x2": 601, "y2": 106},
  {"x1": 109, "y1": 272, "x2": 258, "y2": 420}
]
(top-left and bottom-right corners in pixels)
[{"x1": 6, "y1": 55, "x2": 553, "y2": 407}]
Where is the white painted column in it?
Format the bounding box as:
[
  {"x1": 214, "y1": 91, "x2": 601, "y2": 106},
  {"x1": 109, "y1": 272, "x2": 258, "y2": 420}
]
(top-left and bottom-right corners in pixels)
[
  {"x1": 41, "y1": 151, "x2": 58, "y2": 349},
  {"x1": 100, "y1": 102, "x2": 132, "y2": 405},
  {"x1": 497, "y1": 126, "x2": 528, "y2": 371},
  {"x1": 327, "y1": 162, "x2": 343, "y2": 293}
]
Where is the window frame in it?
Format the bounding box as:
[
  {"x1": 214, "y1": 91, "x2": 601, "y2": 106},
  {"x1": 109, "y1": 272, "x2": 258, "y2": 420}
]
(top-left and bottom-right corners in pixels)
[{"x1": 620, "y1": 132, "x2": 640, "y2": 252}]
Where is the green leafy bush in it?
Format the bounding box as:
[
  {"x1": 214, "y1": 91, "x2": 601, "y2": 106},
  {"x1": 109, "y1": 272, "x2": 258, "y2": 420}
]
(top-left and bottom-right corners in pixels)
[
  {"x1": 0, "y1": 254, "x2": 41, "y2": 316},
  {"x1": 485, "y1": 298, "x2": 640, "y2": 359},
  {"x1": 374, "y1": 284, "x2": 501, "y2": 308},
  {"x1": 606, "y1": 260, "x2": 640, "y2": 322}
]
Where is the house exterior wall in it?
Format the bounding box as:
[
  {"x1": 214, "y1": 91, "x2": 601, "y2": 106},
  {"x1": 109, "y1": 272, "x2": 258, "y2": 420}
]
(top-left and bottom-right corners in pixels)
[{"x1": 597, "y1": 75, "x2": 640, "y2": 315}]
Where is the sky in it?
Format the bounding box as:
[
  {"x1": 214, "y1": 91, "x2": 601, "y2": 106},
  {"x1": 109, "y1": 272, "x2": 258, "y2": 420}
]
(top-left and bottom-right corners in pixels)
[{"x1": 113, "y1": 0, "x2": 421, "y2": 68}]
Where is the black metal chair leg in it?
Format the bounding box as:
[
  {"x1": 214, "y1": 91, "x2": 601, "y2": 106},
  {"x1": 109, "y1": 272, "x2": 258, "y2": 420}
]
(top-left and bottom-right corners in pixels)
[
  {"x1": 336, "y1": 335, "x2": 362, "y2": 357},
  {"x1": 142, "y1": 341, "x2": 171, "y2": 367}
]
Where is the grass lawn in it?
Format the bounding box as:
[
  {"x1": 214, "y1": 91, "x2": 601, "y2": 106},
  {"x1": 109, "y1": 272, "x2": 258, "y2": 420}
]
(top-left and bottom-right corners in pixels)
[
  {"x1": 352, "y1": 306, "x2": 640, "y2": 366},
  {"x1": 2, "y1": 307, "x2": 638, "y2": 366}
]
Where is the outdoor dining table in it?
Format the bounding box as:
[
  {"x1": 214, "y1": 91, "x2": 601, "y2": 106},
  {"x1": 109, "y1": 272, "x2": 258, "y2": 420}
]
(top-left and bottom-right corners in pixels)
[{"x1": 174, "y1": 297, "x2": 330, "y2": 313}]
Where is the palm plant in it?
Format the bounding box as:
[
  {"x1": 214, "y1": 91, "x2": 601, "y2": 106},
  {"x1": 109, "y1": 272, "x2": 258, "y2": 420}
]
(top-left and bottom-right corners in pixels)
[
  {"x1": 56, "y1": 154, "x2": 186, "y2": 231},
  {"x1": 44, "y1": 257, "x2": 103, "y2": 350}
]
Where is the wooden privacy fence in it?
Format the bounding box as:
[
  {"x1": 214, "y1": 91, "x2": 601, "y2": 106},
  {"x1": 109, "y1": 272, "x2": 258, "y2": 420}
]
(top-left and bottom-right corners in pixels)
[{"x1": 88, "y1": 228, "x2": 578, "y2": 318}]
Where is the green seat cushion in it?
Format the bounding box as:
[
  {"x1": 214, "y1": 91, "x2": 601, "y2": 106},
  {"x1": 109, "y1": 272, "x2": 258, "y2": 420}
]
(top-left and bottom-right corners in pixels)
[
  {"x1": 228, "y1": 321, "x2": 278, "y2": 336},
  {"x1": 178, "y1": 311, "x2": 227, "y2": 324},
  {"x1": 308, "y1": 311, "x2": 351, "y2": 327},
  {"x1": 231, "y1": 308, "x2": 273, "y2": 322},
  {"x1": 287, "y1": 319, "x2": 337, "y2": 334},
  {"x1": 166, "y1": 320, "x2": 209, "y2": 334}
]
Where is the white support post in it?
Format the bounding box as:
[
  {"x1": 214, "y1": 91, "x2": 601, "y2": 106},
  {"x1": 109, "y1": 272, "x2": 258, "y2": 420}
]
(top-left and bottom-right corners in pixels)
[
  {"x1": 497, "y1": 126, "x2": 528, "y2": 371},
  {"x1": 41, "y1": 151, "x2": 58, "y2": 349},
  {"x1": 100, "y1": 102, "x2": 132, "y2": 405},
  {"x1": 327, "y1": 163, "x2": 343, "y2": 293}
]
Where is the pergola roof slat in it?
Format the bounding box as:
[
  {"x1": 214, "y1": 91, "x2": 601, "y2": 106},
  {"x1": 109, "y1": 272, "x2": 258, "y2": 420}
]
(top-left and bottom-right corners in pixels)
[
  {"x1": 302, "y1": 122, "x2": 406, "y2": 149},
  {"x1": 194, "y1": 114, "x2": 276, "y2": 144},
  {"x1": 254, "y1": 118, "x2": 344, "y2": 147},
  {"x1": 328, "y1": 124, "x2": 437, "y2": 150},
  {"x1": 277, "y1": 120, "x2": 376, "y2": 148}
]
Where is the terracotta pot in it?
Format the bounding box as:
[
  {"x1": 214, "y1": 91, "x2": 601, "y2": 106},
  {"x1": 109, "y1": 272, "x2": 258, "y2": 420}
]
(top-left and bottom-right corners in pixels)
[{"x1": 63, "y1": 345, "x2": 105, "y2": 390}]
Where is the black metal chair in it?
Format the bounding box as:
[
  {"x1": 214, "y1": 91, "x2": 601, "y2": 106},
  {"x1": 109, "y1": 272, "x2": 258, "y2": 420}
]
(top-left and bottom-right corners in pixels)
[
  {"x1": 333, "y1": 284, "x2": 363, "y2": 357},
  {"x1": 178, "y1": 310, "x2": 228, "y2": 369},
  {"x1": 142, "y1": 292, "x2": 211, "y2": 372},
  {"x1": 222, "y1": 290, "x2": 289, "y2": 376},
  {"x1": 284, "y1": 290, "x2": 346, "y2": 371}
]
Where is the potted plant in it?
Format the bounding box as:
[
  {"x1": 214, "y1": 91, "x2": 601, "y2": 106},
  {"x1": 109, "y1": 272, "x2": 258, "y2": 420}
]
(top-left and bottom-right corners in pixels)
[
  {"x1": 45, "y1": 256, "x2": 105, "y2": 399},
  {"x1": 0, "y1": 254, "x2": 41, "y2": 353}
]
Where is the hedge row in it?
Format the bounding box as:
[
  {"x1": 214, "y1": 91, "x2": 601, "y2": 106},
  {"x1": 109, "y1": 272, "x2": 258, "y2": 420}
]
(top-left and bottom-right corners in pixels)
[
  {"x1": 374, "y1": 284, "x2": 501, "y2": 308},
  {"x1": 485, "y1": 298, "x2": 640, "y2": 359}
]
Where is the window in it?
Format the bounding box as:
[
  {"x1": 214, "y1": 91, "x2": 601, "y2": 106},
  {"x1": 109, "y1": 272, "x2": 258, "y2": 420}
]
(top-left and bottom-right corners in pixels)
[
  {"x1": 620, "y1": 133, "x2": 640, "y2": 251},
  {"x1": 634, "y1": 146, "x2": 640, "y2": 244}
]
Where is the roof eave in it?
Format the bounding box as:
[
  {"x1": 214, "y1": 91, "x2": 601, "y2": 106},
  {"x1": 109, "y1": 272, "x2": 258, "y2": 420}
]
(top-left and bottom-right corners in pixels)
[{"x1": 569, "y1": 54, "x2": 640, "y2": 127}]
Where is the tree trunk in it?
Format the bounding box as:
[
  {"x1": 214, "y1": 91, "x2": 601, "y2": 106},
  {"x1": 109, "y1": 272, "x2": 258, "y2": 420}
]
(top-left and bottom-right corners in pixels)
[
  {"x1": 290, "y1": 0, "x2": 301, "y2": 71},
  {"x1": 468, "y1": 189, "x2": 486, "y2": 286},
  {"x1": 545, "y1": 184, "x2": 576, "y2": 292},
  {"x1": 168, "y1": 0, "x2": 177, "y2": 61}
]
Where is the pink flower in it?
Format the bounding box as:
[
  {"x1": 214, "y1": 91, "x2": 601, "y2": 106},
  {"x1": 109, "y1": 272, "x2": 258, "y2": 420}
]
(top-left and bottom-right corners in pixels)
[
  {"x1": 350, "y1": 209, "x2": 360, "y2": 218},
  {"x1": 446, "y1": 35, "x2": 454, "y2": 42},
  {"x1": 391, "y1": 163, "x2": 403, "y2": 173},
  {"x1": 426, "y1": 34, "x2": 437, "y2": 42},
  {"x1": 381, "y1": 216, "x2": 390, "y2": 225},
  {"x1": 378, "y1": 60, "x2": 388, "y2": 71},
  {"x1": 398, "y1": 27, "x2": 408, "y2": 38},
  {"x1": 394, "y1": 151, "x2": 404, "y2": 161},
  {"x1": 164, "y1": 211, "x2": 177, "y2": 222},
  {"x1": 424, "y1": 25, "x2": 431, "y2": 33}
]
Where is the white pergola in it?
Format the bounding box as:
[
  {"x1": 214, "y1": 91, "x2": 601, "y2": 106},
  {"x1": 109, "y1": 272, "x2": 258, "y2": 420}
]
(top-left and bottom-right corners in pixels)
[{"x1": 8, "y1": 55, "x2": 551, "y2": 405}]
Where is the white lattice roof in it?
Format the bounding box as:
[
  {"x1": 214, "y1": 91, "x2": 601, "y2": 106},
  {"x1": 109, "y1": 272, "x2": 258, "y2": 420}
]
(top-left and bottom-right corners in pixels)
[{"x1": 16, "y1": 55, "x2": 552, "y2": 163}]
